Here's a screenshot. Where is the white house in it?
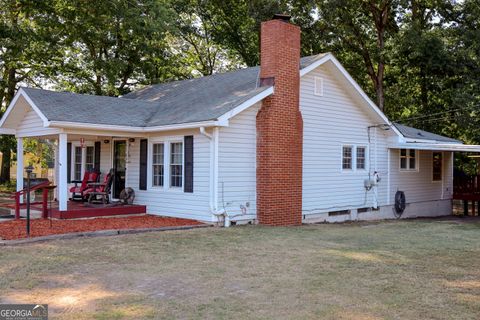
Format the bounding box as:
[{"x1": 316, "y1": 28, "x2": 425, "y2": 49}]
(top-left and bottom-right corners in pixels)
[{"x1": 1, "y1": 15, "x2": 479, "y2": 225}]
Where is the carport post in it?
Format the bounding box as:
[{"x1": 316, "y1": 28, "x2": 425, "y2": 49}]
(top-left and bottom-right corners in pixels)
[{"x1": 58, "y1": 133, "x2": 68, "y2": 211}]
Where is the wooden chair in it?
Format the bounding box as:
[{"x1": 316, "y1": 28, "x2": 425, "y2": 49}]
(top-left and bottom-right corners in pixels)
[
  {"x1": 70, "y1": 171, "x2": 99, "y2": 201},
  {"x1": 87, "y1": 169, "x2": 114, "y2": 204}
]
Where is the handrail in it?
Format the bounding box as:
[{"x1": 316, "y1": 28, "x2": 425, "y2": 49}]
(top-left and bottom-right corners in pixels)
[
  {"x1": 14, "y1": 180, "x2": 51, "y2": 197},
  {"x1": 13, "y1": 180, "x2": 52, "y2": 219}
]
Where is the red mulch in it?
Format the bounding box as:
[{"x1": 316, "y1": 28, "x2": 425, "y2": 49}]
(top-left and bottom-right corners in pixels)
[{"x1": 0, "y1": 215, "x2": 203, "y2": 240}]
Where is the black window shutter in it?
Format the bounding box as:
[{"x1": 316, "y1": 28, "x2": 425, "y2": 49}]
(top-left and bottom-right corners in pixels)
[
  {"x1": 139, "y1": 139, "x2": 148, "y2": 190},
  {"x1": 94, "y1": 141, "x2": 101, "y2": 172},
  {"x1": 67, "y1": 142, "x2": 72, "y2": 183},
  {"x1": 184, "y1": 135, "x2": 194, "y2": 193}
]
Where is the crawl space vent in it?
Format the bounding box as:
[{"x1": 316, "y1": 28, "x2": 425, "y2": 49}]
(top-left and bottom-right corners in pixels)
[{"x1": 328, "y1": 210, "x2": 350, "y2": 216}]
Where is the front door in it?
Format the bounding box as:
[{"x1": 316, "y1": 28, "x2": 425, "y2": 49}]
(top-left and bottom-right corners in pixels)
[{"x1": 113, "y1": 140, "x2": 126, "y2": 199}]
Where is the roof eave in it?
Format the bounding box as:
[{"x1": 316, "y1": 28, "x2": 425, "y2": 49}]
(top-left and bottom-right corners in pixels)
[
  {"x1": 48, "y1": 120, "x2": 222, "y2": 133},
  {"x1": 0, "y1": 88, "x2": 50, "y2": 129},
  {"x1": 390, "y1": 142, "x2": 480, "y2": 152}
]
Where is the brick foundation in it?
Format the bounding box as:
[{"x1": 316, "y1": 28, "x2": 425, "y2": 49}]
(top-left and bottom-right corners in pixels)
[{"x1": 256, "y1": 17, "x2": 303, "y2": 226}]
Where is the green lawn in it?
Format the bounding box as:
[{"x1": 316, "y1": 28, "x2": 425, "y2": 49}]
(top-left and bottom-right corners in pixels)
[{"x1": 1, "y1": 219, "x2": 479, "y2": 319}]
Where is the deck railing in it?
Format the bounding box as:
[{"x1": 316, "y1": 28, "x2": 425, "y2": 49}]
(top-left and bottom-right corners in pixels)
[{"x1": 13, "y1": 181, "x2": 52, "y2": 219}]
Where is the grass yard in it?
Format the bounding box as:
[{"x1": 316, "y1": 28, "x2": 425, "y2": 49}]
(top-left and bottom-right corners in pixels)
[{"x1": 1, "y1": 219, "x2": 479, "y2": 319}]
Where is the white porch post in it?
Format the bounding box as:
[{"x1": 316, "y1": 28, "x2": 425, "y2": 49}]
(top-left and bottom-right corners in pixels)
[
  {"x1": 54, "y1": 143, "x2": 59, "y2": 200},
  {"x1": 58, "y1": 133, "x2": 68, "y2": 211},
  {"x1": 16, "y1": 137, "x2": 24, "y2": 203}
]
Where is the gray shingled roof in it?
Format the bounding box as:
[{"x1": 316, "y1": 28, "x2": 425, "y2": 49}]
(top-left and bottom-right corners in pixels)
[
  {"x1": 22, "y1": 87, "x2": 158, "y2": 127},
  {"x1": 393, "y1": 123, "x2": 461, "y2": 143},
  {"x1": 19, "y1": 54, "x2": 327, "y2": 128},
  {"x1": 122, "y1": 66, "x2": 267, "y2": 126},
  {"x1": 13, "y1": 54, "x2": 462, "y2": 145}
]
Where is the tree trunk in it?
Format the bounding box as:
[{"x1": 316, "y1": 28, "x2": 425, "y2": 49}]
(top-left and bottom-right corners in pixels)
[
  {"x1": 0, "y1": 143, "x2": 12, "y2": 184},
  {"x1": 0, "y1": 68, "x2": 18, "y2": 183}
]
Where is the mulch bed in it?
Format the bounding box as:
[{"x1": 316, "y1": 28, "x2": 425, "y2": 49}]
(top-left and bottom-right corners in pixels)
[{"x1": 0, "y1": 215, "x2": 203, "y2": 240}]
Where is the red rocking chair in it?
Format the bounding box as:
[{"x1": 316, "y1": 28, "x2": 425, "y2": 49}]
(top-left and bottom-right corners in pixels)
[
  {"x1": 69, "y1": 171, "x2": 100, "y2": 201},
  {"x1": 85, "y1": 169, "x2": 114, "y2": 204}
]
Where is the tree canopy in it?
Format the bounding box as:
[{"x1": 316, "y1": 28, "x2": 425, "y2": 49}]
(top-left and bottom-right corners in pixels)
[{"x1": 1, "y1": 0, "x2": 480, "y2": 180}]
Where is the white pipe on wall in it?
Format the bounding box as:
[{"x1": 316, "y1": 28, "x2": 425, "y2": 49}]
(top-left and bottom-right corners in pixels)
[{"x1": 200, "y1": 127, "x2": 227, "y2": 225}]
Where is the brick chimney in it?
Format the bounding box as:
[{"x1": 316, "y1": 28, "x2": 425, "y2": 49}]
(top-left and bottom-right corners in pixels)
[{"x1": 256, "y1": 14, "x2": 303, "y2": 226}]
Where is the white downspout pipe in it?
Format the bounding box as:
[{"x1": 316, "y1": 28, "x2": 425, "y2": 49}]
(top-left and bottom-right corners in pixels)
[{"x1": 200, "y1": 127, "x2": 227, "y2": 226}]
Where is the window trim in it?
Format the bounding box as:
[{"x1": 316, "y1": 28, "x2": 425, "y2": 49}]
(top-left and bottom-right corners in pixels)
[
  {"x1": 151, "y1": 142, "x2": 165, "y2": 187},
  {"x1": 399, "y1": 148, "x2": 419, "y2": 172},
  {"x1": 70, "y1": 141, "x2": 95, "y2": 181},
  {"x1": 342, "y1": 145, "x2": 353, "y2": 170},
  {"x1": 169, "y1": 141, "x2": 184, "y2": 189},
  {"x1": 85, "y1": 145, "x2": 95, "y2": 172},
  {"x1": 432, "y1": 151, "x2": 443, "y2": 182},
  {"x1": 341, "y1": 144, "x2": 368, "y2": 172},
  {"x1": 356, "y1": 146, "x2": 367, "y2": 170},
  {"x1": 148, "y1": 136, "x2": 185, "y2": 192}
]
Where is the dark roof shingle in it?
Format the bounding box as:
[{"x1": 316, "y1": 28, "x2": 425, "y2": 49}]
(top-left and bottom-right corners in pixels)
[{"x1": 393, "y1": 122, "x2": 461, "y2": 143}]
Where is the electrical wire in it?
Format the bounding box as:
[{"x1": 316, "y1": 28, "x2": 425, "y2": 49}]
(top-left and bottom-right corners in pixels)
[{"x1": 393, "y1": 103, "x2": 480, "y2": 123}]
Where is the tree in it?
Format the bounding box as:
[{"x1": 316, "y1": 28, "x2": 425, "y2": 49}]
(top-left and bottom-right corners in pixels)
[
  {"x1": 313, "y1": 0, "x2": 400, "y2": 111},
  {"x1": 0, "y1": 0, "x2": 59, "y2": 182},
  {"x1": 201, "y1": 0, "x2": 286, "y2": 67},
  {"x1": 168, "y1": 0, "x2": 241, "y2": 77},
  {"x1": 51, "y1": 0, "x2": 173, "y2": 95}
]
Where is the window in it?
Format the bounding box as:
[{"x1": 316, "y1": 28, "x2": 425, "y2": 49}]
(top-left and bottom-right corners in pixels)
[
  {"x1": 342, "y1": 146, "x2": 353, "y2": 169},
  {"x1": 74, "y1": 146, "x2": 82, "y2": 180},
  {"x1": 400, "y1": 149, "x2": 417, "y2": 170},
  {"x1": 152, "y1": 143, "x2": 164, "y2": 187},
  {"x1": 71, "y1": 143, "x2": 96, "y2": 181},
  {"x1": 356, "y1": 147, "x2": 366, "y2": 169},
  {"x1": 85, "y1": 146, "x2": 94, "y2": 171},
  {"x1": 314, "y1": 77, "x2": 324, "y2": 96},
  {"x1": 170, "y1": 142, "x2": 183, "y2": 188},
  {"x1": 432, "y1": 152, "x2": 442, "y2": 181}
]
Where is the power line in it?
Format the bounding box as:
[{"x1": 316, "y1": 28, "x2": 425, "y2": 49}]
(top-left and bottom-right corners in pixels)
[{"x1": 393, "y1": 104, "x2": 480, "y2": 123}]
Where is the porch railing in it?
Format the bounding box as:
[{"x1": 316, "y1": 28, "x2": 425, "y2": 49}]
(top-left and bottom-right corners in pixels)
[{"x1": 13, "y1": 180, "x2": 53, "y2": 219}]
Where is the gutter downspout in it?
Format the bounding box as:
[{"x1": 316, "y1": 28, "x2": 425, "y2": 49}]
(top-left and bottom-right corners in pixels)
[{"x1": 200, "y1": 127, "x2": 228, "y2": 226}]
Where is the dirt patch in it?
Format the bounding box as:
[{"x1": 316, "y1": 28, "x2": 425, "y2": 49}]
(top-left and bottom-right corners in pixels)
[{"x1": 0, "y1": 215, "x2": 203, "y2": 240}]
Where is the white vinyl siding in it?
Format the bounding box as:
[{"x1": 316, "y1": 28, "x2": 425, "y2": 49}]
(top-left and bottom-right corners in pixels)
[
  {"x1": 126, "y1": 131, "x2": 211, "y2": 221},
  {"x1": 217, "y1": 103, "x2": 259, "y2": 220},
  {"x1": 390, "y1": 150, "x2": 453, "y2": 203},
  {"x1": 16, "y1": 106, "x2": 60, "y2": 137},
  {"x1": 300, "y1": 64, "x2": 391, "y2": 215}
]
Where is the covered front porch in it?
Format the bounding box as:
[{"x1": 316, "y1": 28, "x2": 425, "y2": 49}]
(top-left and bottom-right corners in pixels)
[
  {"x1": 13, "y1": 131, "x2": 146, "y2": 217},
  {"x1": 0, "y1": 87, "x2": 151, "y2": 216}
]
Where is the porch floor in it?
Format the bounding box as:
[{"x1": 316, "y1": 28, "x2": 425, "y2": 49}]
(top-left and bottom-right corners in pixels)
[
  {"x1": 3, "y1": 200, "x2": 147, "y2": 220},
  {"x1": 49, "y1": 201, "x2": 147, "y2": 219}
]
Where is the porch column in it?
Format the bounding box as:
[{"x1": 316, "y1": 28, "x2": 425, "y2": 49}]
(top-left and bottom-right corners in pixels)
[
  {"x1": 58, "y1": 133, "x2": 68, "y2": 211},
  {"x1": 16, "y1": 137, "x2": 24, "y2": 203}
]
